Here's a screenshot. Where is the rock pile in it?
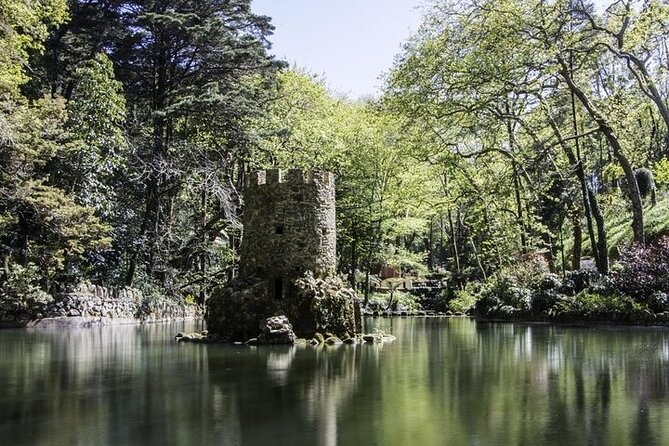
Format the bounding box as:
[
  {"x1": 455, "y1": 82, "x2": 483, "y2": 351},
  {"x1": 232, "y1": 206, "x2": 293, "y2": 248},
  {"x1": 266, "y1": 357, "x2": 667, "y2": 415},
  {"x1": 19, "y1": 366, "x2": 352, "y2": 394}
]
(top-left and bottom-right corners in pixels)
[{"x1": 253, "y1": 316, "x2": 296, "y2": 345}]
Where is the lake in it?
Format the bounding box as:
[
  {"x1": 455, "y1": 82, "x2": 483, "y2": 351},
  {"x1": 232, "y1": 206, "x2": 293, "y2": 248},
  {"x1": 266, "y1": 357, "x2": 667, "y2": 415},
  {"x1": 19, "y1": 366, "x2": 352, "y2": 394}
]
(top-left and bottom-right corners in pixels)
[{"x1": 1, "y1": 317, "x2": 668, "y2": 446}]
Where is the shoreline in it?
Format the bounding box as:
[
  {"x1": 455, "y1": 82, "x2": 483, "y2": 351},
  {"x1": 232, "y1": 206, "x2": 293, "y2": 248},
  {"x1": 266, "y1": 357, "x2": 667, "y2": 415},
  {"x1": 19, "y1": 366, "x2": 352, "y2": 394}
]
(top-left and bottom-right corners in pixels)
[{"x1": 0, "y1": 315, "x2": 204, "y2": 330}]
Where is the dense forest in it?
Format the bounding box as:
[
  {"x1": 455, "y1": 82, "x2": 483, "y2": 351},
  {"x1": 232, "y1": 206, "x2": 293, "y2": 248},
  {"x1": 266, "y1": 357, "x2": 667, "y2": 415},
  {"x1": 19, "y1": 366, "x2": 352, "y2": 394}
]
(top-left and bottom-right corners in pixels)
[{"x1": 1, "y1": 0, "x2": 669, "y2": 321}]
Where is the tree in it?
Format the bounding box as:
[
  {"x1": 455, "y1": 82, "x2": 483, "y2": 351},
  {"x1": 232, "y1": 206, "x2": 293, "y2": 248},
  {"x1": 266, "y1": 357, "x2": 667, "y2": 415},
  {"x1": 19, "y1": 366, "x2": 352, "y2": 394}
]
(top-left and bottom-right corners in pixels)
[
  {"x1": 29, "y1": 0, "x2": 284, "y2": 288},
  {"x1": 575, "y1": 0, "x2": 669, "y2": 151},
  {"x1": 0, "y1": 0, "x2": 111, "y2": 291},
  {"x1": 386, "y1": 0, "x2": 665, "y2": 281},
  {"x1": 0, "y1": 0, "x2": 67, "y2": 97}
]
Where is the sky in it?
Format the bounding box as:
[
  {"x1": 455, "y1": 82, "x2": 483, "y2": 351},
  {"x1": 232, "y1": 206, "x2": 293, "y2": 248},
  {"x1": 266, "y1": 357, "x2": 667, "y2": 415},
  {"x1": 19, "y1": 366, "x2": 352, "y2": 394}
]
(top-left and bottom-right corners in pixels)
[{"x1": 251, "y1": 0, "x2": 425, "y2": 99}]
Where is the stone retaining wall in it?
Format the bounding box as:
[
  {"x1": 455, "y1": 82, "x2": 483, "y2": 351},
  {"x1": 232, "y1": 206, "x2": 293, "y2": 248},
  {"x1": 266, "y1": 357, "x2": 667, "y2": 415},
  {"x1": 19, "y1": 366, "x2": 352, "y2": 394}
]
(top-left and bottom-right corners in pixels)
[{"x1": 0, "y1": 283, "x2": 203, "y2": 328}]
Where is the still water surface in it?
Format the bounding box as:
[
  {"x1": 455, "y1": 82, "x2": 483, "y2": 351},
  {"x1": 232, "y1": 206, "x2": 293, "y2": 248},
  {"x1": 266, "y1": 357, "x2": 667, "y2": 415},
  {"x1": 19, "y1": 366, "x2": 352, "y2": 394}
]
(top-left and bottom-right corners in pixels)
[{"x1": 1, "y1": 318, "x2": 669, "y2": 446}]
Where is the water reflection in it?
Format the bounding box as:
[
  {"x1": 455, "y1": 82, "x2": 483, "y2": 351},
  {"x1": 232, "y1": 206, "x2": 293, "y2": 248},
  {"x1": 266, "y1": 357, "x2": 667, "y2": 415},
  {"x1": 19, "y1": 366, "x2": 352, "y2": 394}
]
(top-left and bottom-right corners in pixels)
[{"x1": 1, "y1": 319, "x2": 669, "y2": 445}]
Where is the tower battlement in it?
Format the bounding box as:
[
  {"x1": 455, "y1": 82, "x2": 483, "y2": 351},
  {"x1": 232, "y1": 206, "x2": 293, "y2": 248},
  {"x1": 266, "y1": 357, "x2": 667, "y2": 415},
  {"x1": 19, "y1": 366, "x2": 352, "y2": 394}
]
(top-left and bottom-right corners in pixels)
[
  {"x1": 240, "y1": 169, "x2": 336, "y2": 280},
  {"x1": 245, "y1": 169, "x2": 334, "y2": 189}
]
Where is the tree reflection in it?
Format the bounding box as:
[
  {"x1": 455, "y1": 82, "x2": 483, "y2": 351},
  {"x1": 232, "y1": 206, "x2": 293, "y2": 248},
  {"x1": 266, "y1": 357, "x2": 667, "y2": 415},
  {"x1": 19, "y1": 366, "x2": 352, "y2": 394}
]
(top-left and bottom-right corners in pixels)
[{"x1": 1, "y1": 319, "x2": 669, "y2": 446}]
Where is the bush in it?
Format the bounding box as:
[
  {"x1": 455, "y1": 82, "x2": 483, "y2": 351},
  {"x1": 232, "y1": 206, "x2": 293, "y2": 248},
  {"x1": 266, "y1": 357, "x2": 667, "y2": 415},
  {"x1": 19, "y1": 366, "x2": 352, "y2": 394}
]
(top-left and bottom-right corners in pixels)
[
  {"x1": 504, "y1": 253, "x2": 551, "y2": 289},
  {"x1": 473, "y1": 253, "x2": 552, "y2": 317},
  {"x1": 448, "y1": 282, "x2": 481, "y2": 315},
  {"x1": 610, "y1": 236, "x2": 669, "y2": 302},
  {"x1": 635, "y1": 168, "x2": 656, "y2": 199},
  {"x1": 367, "y1": 291, "x2": 421, "y2": 312},
  {"x1": 474, "y1": 274, "x2": 532, "y2": 317},
  {"x1": 0, "y1": 262, "x2": 52, "y2": 315},
  {"x1": 531, "y1": 288, "x2": 561, "y2": 315},
  {"x1": 559, "y1": 269, "x2": 603, "y2": 295},
  {"x1": 649, "y1": 292, "x2": 669, "y2": 313},
  {"x1": 538, "y1": 273, "x2": 562, "y2": 291},
  {"x1": 552, "y1": 292, "x2": 644, "y2": 322},
  {"x1": 412, "y1": 287, "x2": 448, "y2": 312}
]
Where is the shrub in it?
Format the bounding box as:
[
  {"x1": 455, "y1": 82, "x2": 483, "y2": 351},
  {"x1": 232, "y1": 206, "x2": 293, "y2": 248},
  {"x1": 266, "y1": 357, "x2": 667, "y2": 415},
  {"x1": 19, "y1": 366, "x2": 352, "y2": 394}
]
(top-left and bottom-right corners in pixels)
[
  {"x1": 552, "y1": 292, "x2": 644, "y2": 322},
  {"x1": 610, "y1": 236, "x2": 669, "y2": 302},
  {"x1": 559, "y1": 269, "x2": 603, "y2": 295},
  {"x1": 0, "y1": 262, "x2": 52, "y2": 315},
  {"x1": 649, "y1": 292, "x2": 669, "y2": 313},
  {"x1": 539, "y1": 273, "x2": 562, "y2": 291},
  {"x1": 504, "y1": 253, "x2": 551, "y2": 289},
  {"x1": 412, "y1": 287, "x2": 448, "y2": 312},
  {"x1": 448, "y1": 282, "x2": 481, "y2": 315},
  {"x1": 474, "y1": 274, "x2": 532, "y2": 317},
  {"x1": 184, "y1": 294, "x2": 197, "y2": 306},
  {"x1": 653, "y1": 158, "x2": 669, "y2": 187},
  {"x1": 635, "y1": 168, "x2": 656, "y2": 199},
  {"x1": 531, "y1": 288, "x2": 561, "y2": 315},
  {"x1": 367, "y1": 291, "x2": 421, "y2": 311}
]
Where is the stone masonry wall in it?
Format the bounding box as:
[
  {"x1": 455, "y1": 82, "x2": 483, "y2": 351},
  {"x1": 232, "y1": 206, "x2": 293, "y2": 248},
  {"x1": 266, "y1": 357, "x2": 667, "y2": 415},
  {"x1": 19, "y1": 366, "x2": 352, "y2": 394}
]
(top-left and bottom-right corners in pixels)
[
  {"x1": 0, "y1": 283, "x2": 202, "y2": 328},
  {"x1": 240, "y1": 169, "x2": 336, "y2": 282}
]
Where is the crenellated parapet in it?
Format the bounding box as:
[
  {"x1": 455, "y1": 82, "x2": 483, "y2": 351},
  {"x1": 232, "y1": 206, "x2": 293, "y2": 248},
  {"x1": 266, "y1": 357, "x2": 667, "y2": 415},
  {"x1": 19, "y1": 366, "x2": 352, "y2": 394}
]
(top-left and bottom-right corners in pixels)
[
  {"x1": 245, "y1": 169, "x2": 334, "y2": 189},
  {"x1": 240, "y1": 168, "x2": 337, "y2": 281}
]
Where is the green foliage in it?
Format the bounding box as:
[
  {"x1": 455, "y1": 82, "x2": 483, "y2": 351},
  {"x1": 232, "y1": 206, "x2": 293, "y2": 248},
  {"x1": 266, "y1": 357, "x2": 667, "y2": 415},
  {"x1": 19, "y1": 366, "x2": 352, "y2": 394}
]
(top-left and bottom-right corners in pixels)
[
  {"x1": 0, "y1": 0, "x2": 667, "y2": 320},
  {"x1": 1, "y1": 261, "x2": 52, "y2": 313},
  {"x1": 183, "y1": 294, "x2": 196, "y2": 306},
  {"x1": 653, "y1": 158, "x2": 669, "y2": 186},
  {"x1": 602, "y1": 163, "x2": 624, "y2": 183},
  {"x1": 62, "y1": 53, "x2": 127, "y2": 212},
  {"x1": 378, "y1": 245, "x2": 428, "y2": 276},
  {"x1": 596, "y1": 195, "x2": 669, "y2": 256},
  {"x1": 477, "y1": 275, "x2": 533, "y2": 316},
  {"x1": 367, "y1": 291, "x2": 421, "y2": 312},
  {"x1": 0, "y1": 0, "x2": 68, "y2": 95},
  {"x1": 449, "y1": 284, "x2": 480, "y2": 314},
  {"x1": 0, "y1": 92, "x2": 110, "y2": 285},
  {"x1": 552, "y1": 292, "x2": 644, "y2": 322},
  {"x1": 473, "y1": 254, "x2": 553, "y2": 317}
]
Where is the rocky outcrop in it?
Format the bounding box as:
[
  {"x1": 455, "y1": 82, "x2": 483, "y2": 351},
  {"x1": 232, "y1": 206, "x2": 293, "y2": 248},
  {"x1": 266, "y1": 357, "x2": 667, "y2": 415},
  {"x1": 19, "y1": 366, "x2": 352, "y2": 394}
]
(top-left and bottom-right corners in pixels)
[{"x1": 206, "y1": 273, "x2": 361, "y2": 342}]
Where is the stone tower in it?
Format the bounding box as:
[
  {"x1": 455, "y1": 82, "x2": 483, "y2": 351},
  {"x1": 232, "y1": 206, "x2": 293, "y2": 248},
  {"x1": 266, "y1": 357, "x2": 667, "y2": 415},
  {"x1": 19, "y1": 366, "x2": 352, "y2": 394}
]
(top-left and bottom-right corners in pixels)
[
  {"x1": 206, "y1": 168, "x2": 361, "y2": 341},
  {"x1": 240, "y1": 169, "x2": 336, "y2": 295}
]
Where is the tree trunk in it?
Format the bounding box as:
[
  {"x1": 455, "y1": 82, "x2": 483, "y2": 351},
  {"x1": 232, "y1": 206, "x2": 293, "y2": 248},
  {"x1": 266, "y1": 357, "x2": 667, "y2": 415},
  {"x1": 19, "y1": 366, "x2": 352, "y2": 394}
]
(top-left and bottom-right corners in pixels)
[
  {"x1": 571, "y1": 216, "x2": 583, "y2": 271},
  {"x1": 427, "y1": 219, "x2": 434, "y2": 271},
  {"x1": 512, "y1": 165, "x2": 527, "y2": 249},
  {"x1": 588, "y1": 188, "x2": 608, "y2": 274},
  {"x1": 547, "y1": 115, "x2": 608, "y2": 273},
  {"x1": 349, "y1": 220, "x2": 358, "y2": 286},
  {"x1": 448, "y1": 210, "x2": 461, "y2": 275},
  {"x1": 559, "y1": 58, "x2": 644, "y2": 245}
]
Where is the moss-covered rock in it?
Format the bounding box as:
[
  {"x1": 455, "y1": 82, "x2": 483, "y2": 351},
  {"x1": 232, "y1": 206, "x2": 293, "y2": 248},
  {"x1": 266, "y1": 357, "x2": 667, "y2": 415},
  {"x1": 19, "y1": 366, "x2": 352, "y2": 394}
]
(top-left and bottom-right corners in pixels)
[
  {"x1": 324, "y1": 336, "x2": 342, "y2": 345},
  {"x1": 206, "y1": 272, "x2": 362, "y2": 341}
]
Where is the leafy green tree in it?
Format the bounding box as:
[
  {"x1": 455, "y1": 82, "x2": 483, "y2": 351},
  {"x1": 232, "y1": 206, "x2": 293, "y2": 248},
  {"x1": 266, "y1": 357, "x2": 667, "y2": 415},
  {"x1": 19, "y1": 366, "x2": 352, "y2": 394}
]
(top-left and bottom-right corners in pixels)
[
  {"x1": 0, "y1": 97, "x2": 110, "y2": 285},
  {"x1": 112, "y1": 0, "x2": 282, "y2": 286},
  {"x1": 31, "y1": 0, "x2": 284, "y2": 288},
  {"x1": 255, "y1": 70, "x2": 436, "y2": 295},
  {"x1": 0, "y1": 2, "x2": 110, "y2": 292},
  {"x1": 0, "y1": 0, "x2": 67, "y2": 96},
  {"x1": 386, "y1": 0, "x2": 667, "y2": 282},
  {"x1": 50, "y1": 53, "x2": 128, "y2": 213}
]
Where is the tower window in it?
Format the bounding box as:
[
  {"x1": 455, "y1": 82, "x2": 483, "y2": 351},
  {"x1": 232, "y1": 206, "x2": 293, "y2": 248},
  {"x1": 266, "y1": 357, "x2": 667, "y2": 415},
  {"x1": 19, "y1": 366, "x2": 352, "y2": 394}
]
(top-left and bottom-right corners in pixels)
[
  {"x1": 274, "y1": 277, "x2": 284, "y2": 300},
  {"x1": 275, "y1": 224, "x2": 284, "y2": 234}
]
